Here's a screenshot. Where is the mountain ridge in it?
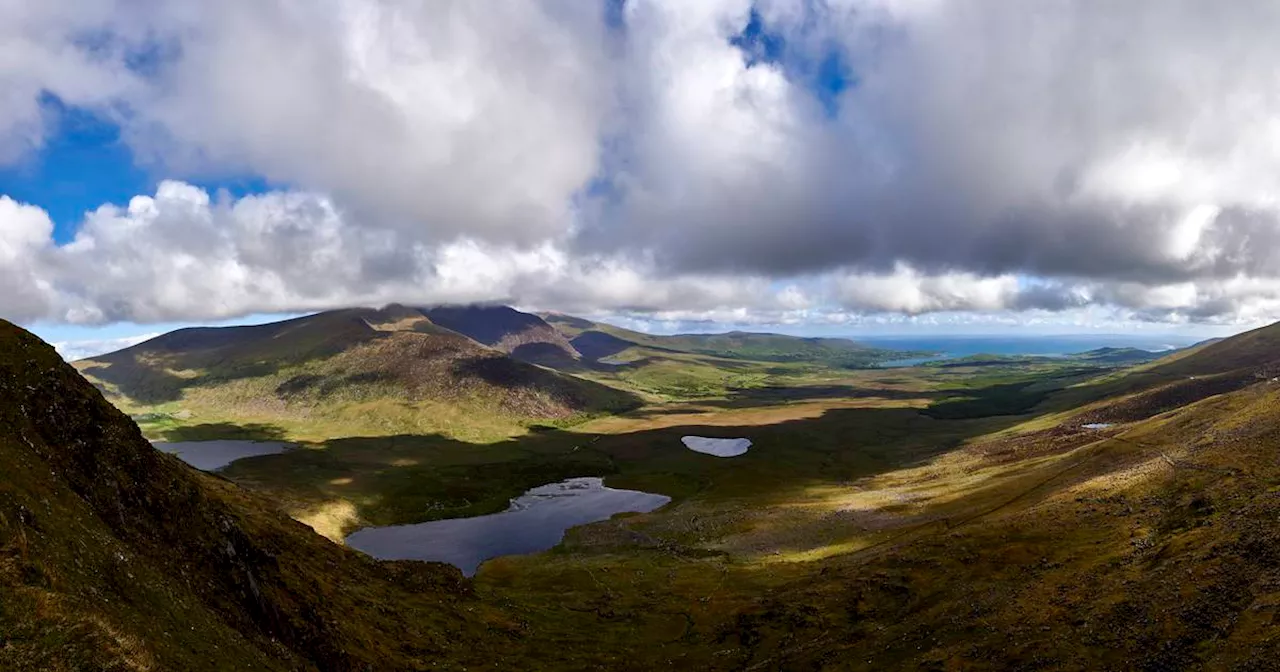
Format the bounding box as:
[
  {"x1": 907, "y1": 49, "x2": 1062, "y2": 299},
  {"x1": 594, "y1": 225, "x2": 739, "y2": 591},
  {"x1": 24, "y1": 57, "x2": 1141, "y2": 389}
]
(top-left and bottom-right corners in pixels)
[
  {"x1": 75, "y1": 305, "x2": 638, "y2": 442},
  {"x1": 0, "y1": 319, "x2": 490, "y2": 670}
]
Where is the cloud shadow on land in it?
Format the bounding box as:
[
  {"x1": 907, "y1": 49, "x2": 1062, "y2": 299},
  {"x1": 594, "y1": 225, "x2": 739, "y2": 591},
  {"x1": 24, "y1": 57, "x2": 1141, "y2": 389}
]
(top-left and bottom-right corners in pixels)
[{"x1": 217, "y1": 397, "x2": 1041, "y2": 537}]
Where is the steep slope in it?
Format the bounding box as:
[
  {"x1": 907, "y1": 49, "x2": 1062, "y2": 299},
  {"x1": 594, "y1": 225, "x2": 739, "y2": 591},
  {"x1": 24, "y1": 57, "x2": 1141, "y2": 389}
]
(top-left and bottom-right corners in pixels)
[
  {"x1": 705, "y1": 379, "x2": 1280, "y2": 669},
  {"x1": 1156, "y1": 321, "x2": 1280, "y2": 377},
  {"x1": 76, "y1": 306, "x2": 636, "y2": 441},
  {"x1": 422, "y1": 305, "x2": 581, "y2": 368},
  {"x1": 0, "y1": 320, "x2": 496, "y2": 670},
  {"x1": 1041, "y1": 322, "x2": 1280, "y2": 423}
]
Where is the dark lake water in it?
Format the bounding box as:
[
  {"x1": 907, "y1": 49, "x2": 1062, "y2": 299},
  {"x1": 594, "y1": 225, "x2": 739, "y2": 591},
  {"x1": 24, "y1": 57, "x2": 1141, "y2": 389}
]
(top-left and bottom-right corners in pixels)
[
  {"x1": 345, "y1": 477, "x2": 671, "y2": 576},
  {"x1": 152, "y1": 440, "x2": 291, "y2": 471}
]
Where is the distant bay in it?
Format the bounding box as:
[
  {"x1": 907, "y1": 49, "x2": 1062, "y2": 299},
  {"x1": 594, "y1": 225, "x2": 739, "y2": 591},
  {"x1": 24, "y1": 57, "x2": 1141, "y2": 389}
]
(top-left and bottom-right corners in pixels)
[{"x1": 858, "y1": 334, "x2": 1202, "y2": 360}]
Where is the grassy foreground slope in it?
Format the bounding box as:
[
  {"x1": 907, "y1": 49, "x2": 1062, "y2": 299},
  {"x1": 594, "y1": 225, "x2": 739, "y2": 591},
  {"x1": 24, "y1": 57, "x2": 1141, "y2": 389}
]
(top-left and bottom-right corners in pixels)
[
  {"x1": 75, "y1": 305, "x2": 637, "y2": 442},
  {"x1": 0, "y1": 320, "x2": 503, "y2": 670}
]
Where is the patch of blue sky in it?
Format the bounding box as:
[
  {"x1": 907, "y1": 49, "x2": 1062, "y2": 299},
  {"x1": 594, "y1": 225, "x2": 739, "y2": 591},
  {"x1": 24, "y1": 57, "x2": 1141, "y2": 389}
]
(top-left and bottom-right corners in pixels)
[
  {"x1": 0, "y1": 95, "x2": 282, "y2": 245},
  {"x1": 604, "y1": 0, "x2": 627, "y2": 31},
  {"x1": 730, "y1": 6, "x2": 853, "y2": 117},
  {"x1": 0, "y1": 96, "x2": 152, "y2": 244}
]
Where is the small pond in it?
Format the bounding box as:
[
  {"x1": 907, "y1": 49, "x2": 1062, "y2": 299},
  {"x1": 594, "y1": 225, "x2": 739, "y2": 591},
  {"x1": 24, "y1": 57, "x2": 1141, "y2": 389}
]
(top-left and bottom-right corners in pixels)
[
  {"x1": 345, "y1": 477, "x2": 670, "y2": 576},
  {"x1": 152, "y1": 440, "x2": 291, "y2": 471},
  {"x1": 1082, "y1": 423, "x2": 1114, "y2": 430},
  {"x1": 682, "y1": 436, "x2": 751, "y2": 457}
]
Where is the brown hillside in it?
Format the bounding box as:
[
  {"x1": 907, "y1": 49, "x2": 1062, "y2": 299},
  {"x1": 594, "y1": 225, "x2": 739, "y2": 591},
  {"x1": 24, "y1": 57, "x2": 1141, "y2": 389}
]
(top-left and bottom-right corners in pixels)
[{"x1": 0, "y1": 320, "x2": 502, "y2": 670}]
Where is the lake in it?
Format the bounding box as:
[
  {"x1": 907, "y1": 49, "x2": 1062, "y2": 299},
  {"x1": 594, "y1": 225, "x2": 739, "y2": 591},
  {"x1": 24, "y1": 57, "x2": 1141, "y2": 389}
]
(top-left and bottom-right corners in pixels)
[
  {"x1": 682, "y1": 436, "x2": 751, "y2": 457},
  {"x1": 345, "y1": 477, "x2": 671, "y2": 576},
  {"x1": 152, "y1": 440, "x2": 291, "y2": 471}
]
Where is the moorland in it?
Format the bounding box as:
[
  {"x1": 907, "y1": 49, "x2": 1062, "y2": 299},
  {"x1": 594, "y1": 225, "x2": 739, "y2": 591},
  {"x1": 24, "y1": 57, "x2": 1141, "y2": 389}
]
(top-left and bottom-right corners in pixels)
[{"x1": 8, "y1": 304, "x2": 1280, "y2": 669}]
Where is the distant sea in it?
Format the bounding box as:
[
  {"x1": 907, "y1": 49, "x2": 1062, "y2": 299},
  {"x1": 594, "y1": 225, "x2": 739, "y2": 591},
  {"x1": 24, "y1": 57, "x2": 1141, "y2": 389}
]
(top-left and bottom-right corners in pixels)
[{"x1": 857, "y1": 334, "x2": 1203, "y2": 364}]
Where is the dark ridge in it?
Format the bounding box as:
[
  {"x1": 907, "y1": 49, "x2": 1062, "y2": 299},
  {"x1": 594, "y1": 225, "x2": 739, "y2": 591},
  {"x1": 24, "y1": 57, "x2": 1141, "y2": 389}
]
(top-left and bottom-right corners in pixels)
[
  {"x1": 570, "y1": 330, "x2": 635, "y2": 361},
  {"x1": 421, "y1": 304, "x2": 552, "y2": 348}
]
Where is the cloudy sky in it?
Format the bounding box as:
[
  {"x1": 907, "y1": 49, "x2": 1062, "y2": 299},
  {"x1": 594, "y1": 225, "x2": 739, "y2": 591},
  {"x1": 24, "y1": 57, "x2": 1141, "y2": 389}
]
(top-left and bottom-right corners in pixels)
[{"x1": 5, "y1": 0, "x2": 1280, "y2": 357}]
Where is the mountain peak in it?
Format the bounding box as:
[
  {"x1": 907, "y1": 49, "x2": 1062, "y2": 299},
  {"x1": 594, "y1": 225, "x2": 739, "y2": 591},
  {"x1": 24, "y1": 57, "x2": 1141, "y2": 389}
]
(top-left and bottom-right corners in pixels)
[{"x1": 422, "y1": 304, "x2": 582, "y2": 365}]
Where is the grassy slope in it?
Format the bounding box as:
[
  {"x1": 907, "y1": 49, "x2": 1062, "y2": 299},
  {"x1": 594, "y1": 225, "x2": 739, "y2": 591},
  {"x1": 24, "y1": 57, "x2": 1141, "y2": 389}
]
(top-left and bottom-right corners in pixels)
[
  {"x1": 482, "y1": 330, "x2": 1280, "y2": 669},
  {"x1": 214, "y1": 343, "x2": 1162, "y2": 543},
  {"x1": 76, "y1": 306, "x2": 637, "y2": 443},
  {"x1": 724, "y1": 380, "x2": 1280, "y2": 668},
  {"x1": 14, "y1": 311, "x2": 1280, "y2": 668},
  {"x1": 0, "y1": 320, "x2": 499, "y2": 671},
  {"x1": 214, "y1": 320, "x2": 1280, "y2": 669}
]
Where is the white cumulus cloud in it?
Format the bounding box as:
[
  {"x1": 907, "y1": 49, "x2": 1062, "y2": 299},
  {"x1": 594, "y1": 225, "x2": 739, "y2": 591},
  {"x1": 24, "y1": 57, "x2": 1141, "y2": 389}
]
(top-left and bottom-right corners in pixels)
[{"x1": 4, "y1": 1, "x2": 1280, "y2": 328}]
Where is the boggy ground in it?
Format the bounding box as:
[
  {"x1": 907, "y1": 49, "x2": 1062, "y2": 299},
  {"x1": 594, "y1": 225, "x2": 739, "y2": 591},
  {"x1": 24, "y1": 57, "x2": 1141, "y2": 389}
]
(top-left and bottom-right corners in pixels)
[{"x1": 159, "y1": 345, "x2": 1280, "y2": 670}]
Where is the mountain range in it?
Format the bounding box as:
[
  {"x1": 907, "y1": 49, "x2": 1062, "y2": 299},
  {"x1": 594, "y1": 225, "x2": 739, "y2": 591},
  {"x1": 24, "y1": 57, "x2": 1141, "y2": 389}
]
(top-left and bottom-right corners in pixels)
[{"x1": 72, "y1": 304, "x2": 917, "y2": 440}]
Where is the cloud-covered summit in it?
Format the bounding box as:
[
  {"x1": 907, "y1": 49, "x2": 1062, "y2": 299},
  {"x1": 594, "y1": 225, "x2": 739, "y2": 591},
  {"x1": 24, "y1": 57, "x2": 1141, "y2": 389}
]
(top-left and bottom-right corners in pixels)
[{"x1": 5, "y1": 0, "x2": 1280, "y2": 327}]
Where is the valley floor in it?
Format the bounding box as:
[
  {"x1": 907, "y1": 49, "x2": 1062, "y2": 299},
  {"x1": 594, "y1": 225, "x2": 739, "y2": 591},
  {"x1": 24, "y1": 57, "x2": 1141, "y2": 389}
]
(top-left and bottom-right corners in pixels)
[{"x1": 112, "y1": 344, "x2": 1280, "y2": 669}]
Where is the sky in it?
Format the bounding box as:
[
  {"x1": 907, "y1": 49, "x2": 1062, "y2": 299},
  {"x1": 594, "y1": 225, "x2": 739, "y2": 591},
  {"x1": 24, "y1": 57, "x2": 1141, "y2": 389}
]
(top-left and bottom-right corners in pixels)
[{"x1": 4, "y1": 0, "x2": 1279, "y2": 359}]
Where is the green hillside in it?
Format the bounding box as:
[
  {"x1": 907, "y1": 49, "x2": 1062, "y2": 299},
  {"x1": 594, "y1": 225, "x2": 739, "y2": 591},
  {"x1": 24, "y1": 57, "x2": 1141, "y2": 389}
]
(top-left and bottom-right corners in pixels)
[
  {"x1": 15, "y1": 315, "x2": 1280, "y2": 668},
  {"x1": 76, "y1": 306, "x2": 637, "y2": 442},
  {"x1": 0, "y1": 320, "x2": 490, "y2": 670}
]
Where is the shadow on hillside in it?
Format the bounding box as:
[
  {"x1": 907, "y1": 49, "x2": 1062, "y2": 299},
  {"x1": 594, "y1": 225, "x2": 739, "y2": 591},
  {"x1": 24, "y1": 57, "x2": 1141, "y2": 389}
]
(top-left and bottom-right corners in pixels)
[
  {"x1": 159, "y1": 422, "x2": 290, "y2": 442},
  {"x1": 81, "y1": 354, "x2": 296, "y2": 405},
  {"x1": 218, "y1": 402, "x2": 1032, "y2": 534},
  {"x1": 81, "y1": 361, "x2": 192, "y2": 405},
  {"x1": 510, "y1": 343, "x2": 585, "y2": 371},
  {"x1": 569, "y1": 331, "x2": 633, "y2": 360},
  {"x1": 450, "y1": 355, "x2": 643, "y2": 412}
]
